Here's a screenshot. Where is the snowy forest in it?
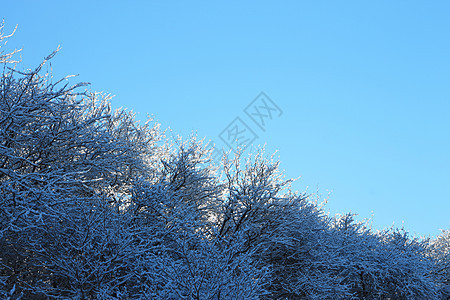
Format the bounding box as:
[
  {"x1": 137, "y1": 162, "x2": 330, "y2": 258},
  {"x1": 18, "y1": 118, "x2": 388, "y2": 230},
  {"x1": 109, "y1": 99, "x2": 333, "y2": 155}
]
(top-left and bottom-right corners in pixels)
[{"x1": 0, "y1": 24, "x2": 449, "y2": 299}]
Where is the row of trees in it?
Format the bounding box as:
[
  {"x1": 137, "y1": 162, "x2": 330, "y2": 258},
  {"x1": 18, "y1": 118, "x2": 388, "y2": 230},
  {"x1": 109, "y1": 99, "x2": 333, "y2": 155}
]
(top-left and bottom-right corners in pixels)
[{"x1": 0, "y1": 24, "x2": 449, "y2": 299}]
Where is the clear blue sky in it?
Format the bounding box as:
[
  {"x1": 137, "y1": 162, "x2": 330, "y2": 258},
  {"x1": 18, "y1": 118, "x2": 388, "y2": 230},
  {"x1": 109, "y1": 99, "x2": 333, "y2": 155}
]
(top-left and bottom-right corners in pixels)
[{"x1": 3, "y1": 1, "x2": 449, "y2": 237}]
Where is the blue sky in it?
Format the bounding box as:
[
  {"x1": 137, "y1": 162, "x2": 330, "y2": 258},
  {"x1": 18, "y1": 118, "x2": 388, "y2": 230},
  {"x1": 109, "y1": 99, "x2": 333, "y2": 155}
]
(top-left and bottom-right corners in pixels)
[{"x1": 3, "y1": 1, "x2": 449, "y2": 237}]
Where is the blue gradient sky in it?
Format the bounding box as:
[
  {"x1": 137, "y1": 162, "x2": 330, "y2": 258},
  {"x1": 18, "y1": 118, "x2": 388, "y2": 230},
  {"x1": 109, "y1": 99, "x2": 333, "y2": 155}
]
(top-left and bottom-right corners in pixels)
[{"x1": 3, "y1": 1, "x2": 449, "y2": 237}]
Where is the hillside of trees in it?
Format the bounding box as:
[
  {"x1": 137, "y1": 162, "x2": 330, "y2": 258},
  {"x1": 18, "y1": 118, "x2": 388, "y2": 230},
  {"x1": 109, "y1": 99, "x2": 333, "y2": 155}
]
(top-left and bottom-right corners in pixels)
[{"x1": 1, "y1": 24, "x2": 449, "y2": 299}]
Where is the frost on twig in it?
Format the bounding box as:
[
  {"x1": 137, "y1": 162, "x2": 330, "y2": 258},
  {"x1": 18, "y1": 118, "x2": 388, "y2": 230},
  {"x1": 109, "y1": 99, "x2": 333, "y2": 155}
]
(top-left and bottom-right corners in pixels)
[{"x1": 0, "y1": 21, "x2": 21, "y2": 64}]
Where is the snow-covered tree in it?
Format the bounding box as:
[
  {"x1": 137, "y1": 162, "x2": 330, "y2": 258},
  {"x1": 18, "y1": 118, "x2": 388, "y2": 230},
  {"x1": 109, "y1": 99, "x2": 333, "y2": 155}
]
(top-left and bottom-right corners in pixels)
[
  {"x1": 125, "y1": 143, "x2": 269, "y2": 298},
  {"x1": 329, "y1": 215, "x2": 438, "y2": 299},
  {"x1": 430, "y1": 230, "x2": 450, "y2": 299},
  {"x1": 0, "y1": 23, "x2": 447, "y2": 299},
  {"x1": 0, "y1": 32, "x2": 162, "y2": 297},
  {"x1": 214, "y1": 151, "x2": 348, "y2": 298}
]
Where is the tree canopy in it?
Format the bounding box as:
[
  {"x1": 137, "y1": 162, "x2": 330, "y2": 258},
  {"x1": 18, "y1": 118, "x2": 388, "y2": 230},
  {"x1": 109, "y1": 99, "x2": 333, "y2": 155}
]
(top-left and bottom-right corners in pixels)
[{"x1": 0, "y1": 24, "x2": 448, "y2": 299}]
